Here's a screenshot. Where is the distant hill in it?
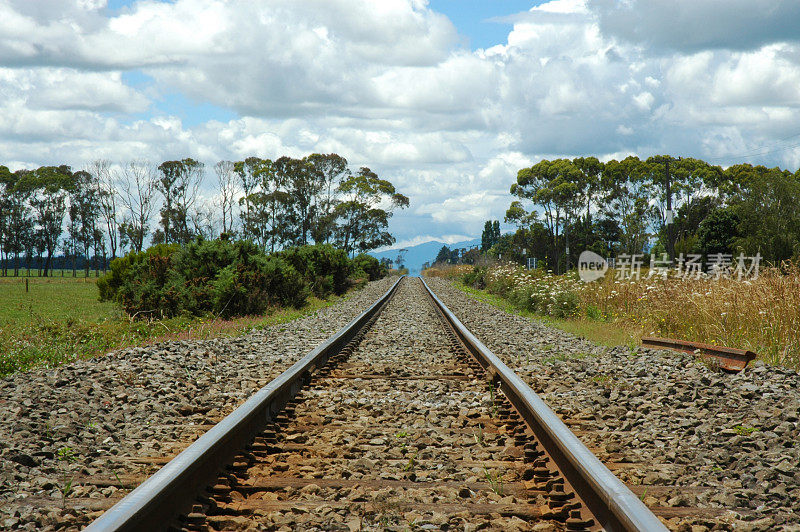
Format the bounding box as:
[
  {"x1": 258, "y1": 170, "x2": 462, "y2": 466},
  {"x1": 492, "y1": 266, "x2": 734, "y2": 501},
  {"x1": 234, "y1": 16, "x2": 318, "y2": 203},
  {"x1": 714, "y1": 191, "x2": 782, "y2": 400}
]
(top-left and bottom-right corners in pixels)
[{"x1": 369, "y1": 238, "x2": 481, "y2": 275}]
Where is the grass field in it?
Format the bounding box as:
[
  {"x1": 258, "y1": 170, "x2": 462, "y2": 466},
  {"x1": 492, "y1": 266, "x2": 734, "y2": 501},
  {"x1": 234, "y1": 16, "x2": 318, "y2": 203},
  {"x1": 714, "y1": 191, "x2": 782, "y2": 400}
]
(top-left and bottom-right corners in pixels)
[
  {"x1": 0, "y1": 276, "x2": 119, "y2": 323},
  {"x1": 0, "y1": 276, "x2": 353, "y2": 378}
]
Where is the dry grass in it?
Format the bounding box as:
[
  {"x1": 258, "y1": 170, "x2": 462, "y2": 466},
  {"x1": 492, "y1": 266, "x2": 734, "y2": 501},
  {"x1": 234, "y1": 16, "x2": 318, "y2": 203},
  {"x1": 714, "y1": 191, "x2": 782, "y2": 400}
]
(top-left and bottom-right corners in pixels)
[
  {"x1": 580, "y1": 264, "x2": 800, "y2": 367},
  {"x1": 444, "y1": 261, "x2": 800, "y2": 369},
  {"x1": 422, "y1": 264, "x2": 473, "y2": 278}
]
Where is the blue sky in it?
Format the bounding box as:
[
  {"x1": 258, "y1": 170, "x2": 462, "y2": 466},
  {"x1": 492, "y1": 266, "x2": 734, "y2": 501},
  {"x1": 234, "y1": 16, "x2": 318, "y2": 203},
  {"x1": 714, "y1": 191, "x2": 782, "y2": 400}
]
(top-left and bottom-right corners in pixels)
[{"x1": 429, "y1": 0, "x2": 540, "y2": 49}]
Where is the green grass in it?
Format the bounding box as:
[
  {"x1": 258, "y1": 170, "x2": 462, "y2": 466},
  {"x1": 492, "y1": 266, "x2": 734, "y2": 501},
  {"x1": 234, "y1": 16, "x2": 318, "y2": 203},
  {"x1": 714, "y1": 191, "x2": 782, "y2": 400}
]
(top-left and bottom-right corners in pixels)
[
  {"x1": 455, "y1": 281, "x2": 641, "y2": 350},
  {"x1": 0, "y1": 276, "x2": 119, "y2": 324},
  {"x1": 0, "y1": 277, "x2": 360, "y2": 378}
]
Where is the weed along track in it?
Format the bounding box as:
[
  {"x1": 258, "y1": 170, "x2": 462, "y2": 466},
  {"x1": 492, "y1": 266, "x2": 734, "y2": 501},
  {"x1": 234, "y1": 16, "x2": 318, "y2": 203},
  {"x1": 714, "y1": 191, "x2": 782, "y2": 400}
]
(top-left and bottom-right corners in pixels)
[{"x1": 86, "y1": 277, "x2": 665, "y2": 531}]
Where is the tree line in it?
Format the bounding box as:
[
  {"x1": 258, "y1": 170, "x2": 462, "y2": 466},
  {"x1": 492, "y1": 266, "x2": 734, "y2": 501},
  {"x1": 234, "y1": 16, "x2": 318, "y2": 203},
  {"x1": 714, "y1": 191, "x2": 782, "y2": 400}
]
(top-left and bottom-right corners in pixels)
[
  {"x1": 499, "y1": 156, "x2": 800, "y2": 272},
  {"x1": 0, "y1": 154, "x2": 408, "y2": 276}
]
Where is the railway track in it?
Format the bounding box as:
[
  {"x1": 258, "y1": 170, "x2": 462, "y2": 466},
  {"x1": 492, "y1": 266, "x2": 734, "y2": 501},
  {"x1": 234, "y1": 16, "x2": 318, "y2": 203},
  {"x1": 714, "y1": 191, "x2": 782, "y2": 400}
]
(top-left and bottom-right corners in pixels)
[{"x1": 86, "y1": 277, "x2": 666, "y2": 531}]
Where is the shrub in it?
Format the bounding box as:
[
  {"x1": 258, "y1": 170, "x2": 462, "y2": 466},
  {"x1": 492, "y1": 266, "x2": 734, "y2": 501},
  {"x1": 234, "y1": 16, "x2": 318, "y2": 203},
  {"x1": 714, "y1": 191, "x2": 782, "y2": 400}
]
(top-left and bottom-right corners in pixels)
[
  {"x1": 211, "y1": 256, "x2": 308, "y2": 317},
  {"x1": 352, "y1": 253, "x2": 386, "y2": 281},
  {"x1": 462, "y1": 266, "x2": 487, "y2": 289},
  {"x1": 280, "y1": 244, "x2": 352, "y2": 297},
  {"x1": 98, "y1": 244, "x2": 180, "y2": 317},
  {"x1": 167, "y1": 239, "x2": 244, "y2": 315},
  {"x1": 479, "y1": 263, "x2": 581, "y2": 318},
  {"x1": 485, "y1": 267, "x2": 519, "y2": 296},
  {"x1": 551, "y1": 290, "x2": 580, "y2": 318},
  {"x1": 99, "y1": 239, "x2": 310, "y2": 319},
  {"x1": 508, "y1": 285, "x2": 535, "y2": 311}
]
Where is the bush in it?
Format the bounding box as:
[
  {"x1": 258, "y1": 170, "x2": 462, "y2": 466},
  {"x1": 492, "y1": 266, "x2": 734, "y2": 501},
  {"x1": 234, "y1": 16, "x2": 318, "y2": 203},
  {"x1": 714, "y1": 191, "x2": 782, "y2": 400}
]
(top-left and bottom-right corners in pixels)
[
  {"x1": 486, "y1": 273, "x2": 516, "y2": 297},
  {"x1": 98, "y1": 244, "x2": 181, "y2": 317},
  {"x1": 551, "y1": 290, "x2": 579, "y2": 318},
  {"x1": 462, "y1": 266, "x2": 487, "y2": 289},
  {"x1": 167, "y1": 239, "x2": 245, "y2": 315},
  {"x1": 352, "y1": 253, "x2": 386, "y2": 281},
  {"x1": 98, "y1": 239, "x2": 310, "y2": 319},
  {"x1": 280, "y1": 244, "x2": 352, "y2": 298},
  {"x1": 99, "y1": 240, "x2": 390, "y2": 320},
  {"x1": 478, "y1": 264, "x2": 582, "y2": 318},
  {"x1": 508, "y1": 285, "x2": 535, "y2": 311},
  {"x1": 211, "y1": 255, "x2": 308, "y2": 317}
]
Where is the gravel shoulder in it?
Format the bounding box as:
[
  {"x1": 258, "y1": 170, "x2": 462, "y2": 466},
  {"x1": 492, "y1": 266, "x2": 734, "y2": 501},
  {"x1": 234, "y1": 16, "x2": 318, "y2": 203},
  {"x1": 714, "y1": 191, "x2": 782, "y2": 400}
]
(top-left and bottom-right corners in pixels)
[
  {"x1": 426, "y1": 277, "x2": 800, "y2": 532},
  {"x1": 0, "y1": 277, "x2": 397, "y2": 531}
]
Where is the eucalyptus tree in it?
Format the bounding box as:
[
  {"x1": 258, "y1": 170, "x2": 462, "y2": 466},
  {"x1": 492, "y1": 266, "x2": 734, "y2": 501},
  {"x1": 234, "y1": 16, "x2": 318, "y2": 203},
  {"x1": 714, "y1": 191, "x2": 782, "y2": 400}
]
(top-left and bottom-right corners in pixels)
[
  {"x1": 4, "y1": 179, "x2": 34, "y2": 275},
  {"x1": 601, "y1": 156, "x2": 651, "y2": 254},
  {"x1": 65, "y1": 200, "x2": 79, "y2": 275},
  {"x1": 724, "y1": 164, "x2": 800, "y2": 264},
  {"x1": 233, "y1": 157, "x2": 265, "y2": 242},
  {"x1": 644, "y1": 156, "x2": 722, "y2": 259},
  {"x1": 89, "y1": 160, "x2": 119, "y2": 263},
  {"x1": 214, "y1": 160, "x2": 238, "y2": 236},
  {"x1": 30, "y1": 166, "x2": 73, "y2": 276},
  {"x1": 234, "y1": 157, "x2": 273, "y2": 249},
  {"x1": 190, "y1": 199, "x2": 217, "y2": 240},
  {"x1": 307, "y1": 153, "x2": 349, "y2": 244},
  {"x1": 119, "y1": 160, "x2": 157, "y2": 253},
  {"x1": 0, "y1": 166, "x2": 12, "y2": 275},
  {"x1": 511, "y1": 159, "x2": 581, "y2": 272},
  {"x1": 572, "y1": 156, "x2": 603, "y2": 225},
  {"x1": 275, "y1": 156, "x2": 321, "y2": 246},
  {"x1": 334, "y1": 167, "x2": 409, "y2": 255},
  {"x1": 70, "y1": 170, "x2": 101, "y2": 277},
  {"x1": 247, "y1": 158, "x2": 292, "y2": 252},
  {"x1": 155, "y1": 158, "x2": 204, "y2": 244}
]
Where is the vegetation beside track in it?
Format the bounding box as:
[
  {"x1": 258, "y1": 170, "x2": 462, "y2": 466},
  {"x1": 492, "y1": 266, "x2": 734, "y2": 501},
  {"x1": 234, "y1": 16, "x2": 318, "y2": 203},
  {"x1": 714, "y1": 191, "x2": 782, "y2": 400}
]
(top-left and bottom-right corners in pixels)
[
  {"x1": 0, "y1": 243, "x2": 390, "y2": 377},
  {"x1": 426, "y1": 262, "x2": 800, "y2": 369},
  {"x1": 0, "y1": 277, "x2": 360, "y2": 378}
]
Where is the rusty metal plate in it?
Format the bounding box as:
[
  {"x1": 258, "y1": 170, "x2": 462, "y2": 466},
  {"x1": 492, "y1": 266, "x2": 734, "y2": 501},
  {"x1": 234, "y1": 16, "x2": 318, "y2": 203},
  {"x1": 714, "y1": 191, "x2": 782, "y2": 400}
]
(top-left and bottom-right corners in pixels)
[{"x1": 641, "y1": 336, "x2": 757, "y2": 372}]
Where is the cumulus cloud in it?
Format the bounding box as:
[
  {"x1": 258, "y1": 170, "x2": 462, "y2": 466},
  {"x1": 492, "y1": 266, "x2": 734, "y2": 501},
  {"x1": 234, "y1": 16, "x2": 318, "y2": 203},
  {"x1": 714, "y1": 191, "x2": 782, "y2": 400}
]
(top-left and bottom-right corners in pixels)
[
  {"x1": 1, "y1": 68, "x2": 150, "y2": 114},
  {"x1": 595, "y1": 0, "x2": 800, "y2": 53},
  {"x1": 2, "y1": 0, "x2": 800, "y2": 245}
]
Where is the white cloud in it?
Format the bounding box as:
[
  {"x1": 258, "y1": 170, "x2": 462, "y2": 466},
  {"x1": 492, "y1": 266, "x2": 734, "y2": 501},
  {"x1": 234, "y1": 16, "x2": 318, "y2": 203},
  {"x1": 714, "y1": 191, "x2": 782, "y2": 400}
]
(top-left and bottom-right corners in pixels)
[
  {"x1": 0, "y1": 68, "x2": 150, "y2": 114},
  {"x1": 417, "y1": 191, "x2": 507, "y2": 225},
  {"x1": 633, "y1": 91, "x2": 654, "y2": 111},
  {"x1": 595, "y1": 0, "x2": 800, "y2": 53},
  {"x1": 3, "y1": 0, "x2": 800, "y2": 245}
]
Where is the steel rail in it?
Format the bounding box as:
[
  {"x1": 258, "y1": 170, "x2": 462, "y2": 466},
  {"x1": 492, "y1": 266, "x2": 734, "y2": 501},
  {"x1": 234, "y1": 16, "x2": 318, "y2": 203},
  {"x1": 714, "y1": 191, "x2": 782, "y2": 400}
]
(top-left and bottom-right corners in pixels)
[
  {"x1": 86, "y1": 276, "x2": 404, "y2": 532},
  {"x1": 641, "y1": 336, "x2": 756, "y2": 372},
  {"x1": 421, "y1": 277, "x2": 668, "y2": 532}
]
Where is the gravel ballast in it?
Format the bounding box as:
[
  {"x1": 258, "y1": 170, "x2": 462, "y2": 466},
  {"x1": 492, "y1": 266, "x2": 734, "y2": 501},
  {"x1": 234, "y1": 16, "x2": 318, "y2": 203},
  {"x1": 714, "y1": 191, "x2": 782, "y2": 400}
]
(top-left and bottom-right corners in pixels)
[
  {"x1": 0, "y1": 277, "x2": 396, "y2": 531},
  {"x1": 426, "y1": 277, "x2": 800, "y2": 532},
  {"x1": 3, "y1": 274, "x2": 798, "y2": 531},
  {"x1": 199, "y1": 277, "x2": 561, "y2": 530}
]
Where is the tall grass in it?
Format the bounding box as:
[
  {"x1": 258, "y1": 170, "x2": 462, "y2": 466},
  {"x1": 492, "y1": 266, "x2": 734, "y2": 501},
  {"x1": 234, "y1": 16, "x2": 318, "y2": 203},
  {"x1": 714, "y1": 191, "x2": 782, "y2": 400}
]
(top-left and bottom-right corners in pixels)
[
  {"x1": 580, "y1": 263, "x2": 800, "y2": 367},
  {"x1": 431, "y1": 262, "x2": 800, "y2": 368},
  {"x1": 423, "y1": 264, "x2": 473, "y2": 278}
]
